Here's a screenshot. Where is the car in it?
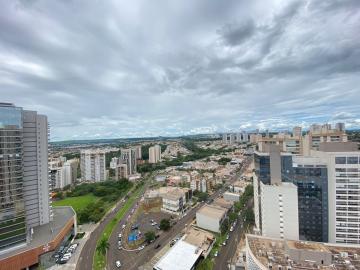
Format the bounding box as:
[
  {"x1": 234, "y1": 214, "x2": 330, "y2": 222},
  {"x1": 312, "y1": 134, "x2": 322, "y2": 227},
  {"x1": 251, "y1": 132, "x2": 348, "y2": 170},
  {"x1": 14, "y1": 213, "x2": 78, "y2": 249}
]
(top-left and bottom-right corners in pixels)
[
  {"x1": 118, "y1": 233, "x2": 122, "y2": 239},
  {"x1": 156, "y1": 225, "x2": 160, "y2": 230},
  {"x1": 63, "y1": 252, "x2": 72, "y2": 258},
  {"x1": 122, "y1": 224, "x2": 126, "y2": 229},
  {"x1": 138, "y1": 245, "x2": 145, "y2": 250},
  {"x1": 115, "y1": 260, "x2": 122, "y2": 268},
  {"x1": 150, "y1": 219, "x2": 155, "y2": 223},
  {"x1": 230, "y1": 226, "x2": 234, "y2": 232},
  {"x1": 118, "y1": 240, "x2": 122, "y2": 246},
  {"x1": 154, "y1": 244, "x2": 161, "y2": 249},
  {"x1": 214, "y1": 251, "x2": 218, "y2": 257},
  {"x1": 222, "y1": 241, "x2": 226, "y2": 246},
  {"x1": 226, "y1": 235, "x2": 229, "y2": 240}
]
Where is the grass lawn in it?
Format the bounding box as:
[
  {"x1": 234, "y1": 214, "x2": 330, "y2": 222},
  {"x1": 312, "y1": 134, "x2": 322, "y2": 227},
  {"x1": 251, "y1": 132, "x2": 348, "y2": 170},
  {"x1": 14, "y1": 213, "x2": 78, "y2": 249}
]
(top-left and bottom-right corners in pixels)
[
  {"x1": 93, "y1": 184, "x2": 145, "y2": 270},
  {"x1": 52, "y1": 194, "x2": 98, "y2": 213}
]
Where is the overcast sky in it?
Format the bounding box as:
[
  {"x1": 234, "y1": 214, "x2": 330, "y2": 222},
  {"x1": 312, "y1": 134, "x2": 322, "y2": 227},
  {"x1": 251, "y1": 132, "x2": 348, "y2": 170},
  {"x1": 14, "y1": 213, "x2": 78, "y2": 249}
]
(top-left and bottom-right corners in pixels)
[{"x1": 1, "y1": 0, "x2": 360, "y2": 141}]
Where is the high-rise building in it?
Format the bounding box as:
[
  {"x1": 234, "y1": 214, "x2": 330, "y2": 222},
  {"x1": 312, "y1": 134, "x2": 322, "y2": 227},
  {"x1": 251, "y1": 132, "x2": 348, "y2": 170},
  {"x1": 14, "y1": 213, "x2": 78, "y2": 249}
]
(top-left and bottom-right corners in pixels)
[
  {"x1": 121, "y1": 148, "x2": 137, "y2": 175},
  {"x1": 335, "y1": 122, "x2": 345, "y2": 132},
  {"x1": 312, "y1": 142, "x2": 360, "y2": 244},
  {"x1": 254, "y1": 146, "x2": 329, "y2": 242},
  {"x1": 149, "y1": 145, "x2": 161, "y2": 163},
  {"x1": 292, "y1": 126, "x2": 302, "y2": 137},
  {"x1": 49, "y1": 158, "x2": 78, "y2": 189},
  {"x1": 80, "y1": 149, "x2": 106, "y2": 182},
  {"x1": 0, "y1": 103, "x2": 52, "y2": 250}
]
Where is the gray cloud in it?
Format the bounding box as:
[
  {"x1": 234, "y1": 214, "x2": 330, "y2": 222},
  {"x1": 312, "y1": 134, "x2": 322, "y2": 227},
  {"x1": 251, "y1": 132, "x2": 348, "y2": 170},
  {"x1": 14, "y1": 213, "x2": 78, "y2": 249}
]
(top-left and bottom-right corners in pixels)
[{"x1": 0, "y1": 0, "x2": 360, "y2": 141}]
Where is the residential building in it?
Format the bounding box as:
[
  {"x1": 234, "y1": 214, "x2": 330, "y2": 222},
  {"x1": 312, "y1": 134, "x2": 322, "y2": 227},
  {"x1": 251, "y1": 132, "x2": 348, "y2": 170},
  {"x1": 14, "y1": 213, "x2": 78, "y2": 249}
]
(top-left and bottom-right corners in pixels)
[
  {"x1": 196, "y1": 204, "x2": 227, "y2": 233},
  {"x1": 149, "y1": 145, "x2": 161, "y2": 163},
  {"x1": 335, "y1": 122, "x2": 345, "y2": 132},
  {"x1": 80, "y1": 149, "x2": 106, "y2": 182},
  {"x1": 0, "y1": 103, "x2": 76, "y2": 269},
  {"x1": 311, "y1": 142, "x2": 360, "y2": 244},
  {"x1": 254, "y1": 147, "x2": 329, "y2": 242},
  {"x1": 120, "y1": 148, "x2": 137, "y2": 175},
  {"x1": 246, "y1": 234, "x2": 360, "y2": 270},
  {"x1": 260, "y1": 181, "x2": 299, "y2": 240},
  {"x1": 302, "y1": 125, "x2": 348, "y2": 156},
  {"x1": 114, "y1": 164, "x2": 128, "y2": 180},
  {"x1": 293, "y1": 126, "x2": 302, "y2": 137}
]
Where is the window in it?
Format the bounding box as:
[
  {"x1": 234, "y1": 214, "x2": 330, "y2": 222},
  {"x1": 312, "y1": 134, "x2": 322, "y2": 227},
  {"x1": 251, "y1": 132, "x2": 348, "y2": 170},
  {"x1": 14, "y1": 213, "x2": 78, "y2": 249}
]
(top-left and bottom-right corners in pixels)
[
  {"x1": 347, "y1": 157, "x2": 359, "y2": 164},
  {"x1": 336, "y1": 157, "x2": 346, "y2": 164}
]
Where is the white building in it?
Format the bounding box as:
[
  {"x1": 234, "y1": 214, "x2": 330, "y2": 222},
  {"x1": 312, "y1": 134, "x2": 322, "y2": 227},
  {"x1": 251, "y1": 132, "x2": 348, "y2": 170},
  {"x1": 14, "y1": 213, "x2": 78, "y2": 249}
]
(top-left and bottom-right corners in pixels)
[
  {"x1": 196, "y1": 204, "x2": 227, "y2": 233},
  {"x1": 223, "y1": 191, "x2": 240, "y2": 202},
  {"x1": 80, "y1": 149, "x2": 106, "y2": 182},
  {"x1": 149, "y1": 144, "x2": 161, "y2": 163},
  {"x1": 121, "y1": 148, "x2": 137, "y2": 175},
  {"x1": 161, "y1": 191, "x2": 185, "y2": 214},
  {"x1": 312, "y1": 142, "x2": 360, "y2": 244},
  {"x1": 260, "y1": 182, "x2": 299, "y2": 240}
]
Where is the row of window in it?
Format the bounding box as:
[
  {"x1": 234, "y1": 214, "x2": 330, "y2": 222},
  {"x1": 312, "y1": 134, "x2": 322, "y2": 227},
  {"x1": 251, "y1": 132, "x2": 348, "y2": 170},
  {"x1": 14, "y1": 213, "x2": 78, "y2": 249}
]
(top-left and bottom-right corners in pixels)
[{"x1": 336, "y1": 156, "x2": 360, "y2": 164}]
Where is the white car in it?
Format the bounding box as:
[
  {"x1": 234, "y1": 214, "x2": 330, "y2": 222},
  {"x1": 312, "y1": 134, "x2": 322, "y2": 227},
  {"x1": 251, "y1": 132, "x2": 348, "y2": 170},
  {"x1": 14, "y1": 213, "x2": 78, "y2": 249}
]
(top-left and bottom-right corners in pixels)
[
  {"x1": 230, "y1": 226, "x2": 234, "y2": 232},
  {"x1": 214, "y1": 251, "x2": 218, "y2": 257},
  {"x1": 116, "y1": 260, "x2": 122, "y2": 268},
  {"x1": 122, "y1": 224, "x2": 126, "y2": 229},
  {"x1": 118, "y1": 233, "x2": 122, "y2": 238},
  {"x1": 138, "y1": 245, "x2": 145, "y2": 250}
]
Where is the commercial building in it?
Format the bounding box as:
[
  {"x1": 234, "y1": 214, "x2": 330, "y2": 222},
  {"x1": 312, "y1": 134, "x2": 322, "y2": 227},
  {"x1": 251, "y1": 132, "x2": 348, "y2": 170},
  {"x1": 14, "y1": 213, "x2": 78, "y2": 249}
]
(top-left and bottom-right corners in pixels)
[
  {"x1": 80, "y1": 149, "x2": 106, "y2": 182},
  {"x1": 149, "y1": 145, "x2": 161, "y2": 163},
  {"x1": 254, "y1": 147, "x2": 329, "y2": 242},
  {"x1": 223, "y1": 191, "x2": 240, "y2": 202},
  {"x1": 196, "y1": 204, "x2": 227, "y2": 233},
  {"x1": 145, "y1": 187, "x2": 192, "y2": 215},
  {"x1": 246, "y1": 234, "x2": 360, "y2": 270},
  {"x1": 0, "y1": 103, "x2": 76, "y2": 269},
  {"x1": 153, "y1": 227, "x2": 215, "y2": 270}
]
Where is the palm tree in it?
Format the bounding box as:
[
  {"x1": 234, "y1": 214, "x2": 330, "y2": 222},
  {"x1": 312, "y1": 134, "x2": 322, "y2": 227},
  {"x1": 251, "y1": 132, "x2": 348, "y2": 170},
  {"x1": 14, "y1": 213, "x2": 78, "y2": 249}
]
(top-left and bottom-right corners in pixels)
[{"x1": 96, "y1": 238, "x2": 110, "y2": 256}]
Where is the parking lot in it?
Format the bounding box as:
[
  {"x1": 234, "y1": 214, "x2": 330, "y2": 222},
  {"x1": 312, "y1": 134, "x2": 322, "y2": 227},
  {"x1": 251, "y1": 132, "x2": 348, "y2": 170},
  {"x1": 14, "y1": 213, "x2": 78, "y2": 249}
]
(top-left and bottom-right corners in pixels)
[{"x1": 135, "y1": 211, "x2": 172, "y2": 237}]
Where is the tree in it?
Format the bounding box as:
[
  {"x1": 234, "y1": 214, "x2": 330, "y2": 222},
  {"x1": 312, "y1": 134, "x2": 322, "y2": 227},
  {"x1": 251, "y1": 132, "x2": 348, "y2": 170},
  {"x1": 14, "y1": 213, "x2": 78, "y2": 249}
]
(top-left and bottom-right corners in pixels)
[
  {"x1": 96, "y1": 238, "x2": 110, "y2": 256},
  {"x1": 145, "y1": 231, "x2": 156, "y2": 243},
  {"x1": 221, "y1": 218, "x2": 229, "y2": 234},
  {"x1": 197, "y1": 192, "x2": 208, "y2": 202},
  {"x1": 160, "y1": 219, "x2": 171, "y2": 231},
  {"x1": 229, "y1": 212, "x2": 238, "y2": 223}
]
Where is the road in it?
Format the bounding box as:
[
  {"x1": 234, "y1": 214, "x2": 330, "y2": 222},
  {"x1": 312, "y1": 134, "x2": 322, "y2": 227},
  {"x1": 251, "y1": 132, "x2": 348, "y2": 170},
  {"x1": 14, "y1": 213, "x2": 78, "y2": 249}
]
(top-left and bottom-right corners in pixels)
[
  {"x1": 107, "y1": 189, "x2": 224, "y2": 270},
  {"x1": 107, "y1": 156, "x2": 252, "y2": 270},
  {"x1": 213, "y1": 156, "x2": 253, "y2": 270},
  {"x1": 76, "y1": 186, "x2": 146, "y2": 270}
]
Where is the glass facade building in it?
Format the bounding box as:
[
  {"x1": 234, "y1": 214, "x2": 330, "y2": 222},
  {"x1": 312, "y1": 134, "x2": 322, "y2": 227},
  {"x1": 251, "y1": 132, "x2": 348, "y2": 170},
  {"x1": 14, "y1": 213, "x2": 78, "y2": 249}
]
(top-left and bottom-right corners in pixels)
[
  {"x1": 0, "y1": 103, "x2": 27, "y2": 250},
  {"x1": 283, "y1": 165, "x2": 328, "y2": 242},
  {"x1": 254, "y1": 151, "x2": 329, "y2": 242}
]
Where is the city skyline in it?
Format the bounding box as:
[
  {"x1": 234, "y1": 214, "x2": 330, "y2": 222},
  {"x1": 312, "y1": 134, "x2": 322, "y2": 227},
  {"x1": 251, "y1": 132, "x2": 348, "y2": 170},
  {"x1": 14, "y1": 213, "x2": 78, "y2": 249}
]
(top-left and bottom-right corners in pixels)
[{"x1": 1, "y1": 0, "x2": 360, "y2": 141}]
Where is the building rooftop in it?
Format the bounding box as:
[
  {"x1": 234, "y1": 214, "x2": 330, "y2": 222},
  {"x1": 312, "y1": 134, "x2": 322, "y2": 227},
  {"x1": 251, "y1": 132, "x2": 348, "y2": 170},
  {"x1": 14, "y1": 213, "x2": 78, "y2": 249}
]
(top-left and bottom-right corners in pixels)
[
  {"x1": 246, "y1": 234, "x2": 360, "y2": 270},
  {"x1": 213, "y1": 197, "x2": 233, "y2": 209},
  {"x1": 183, "y1": 227, "x2": 214, "y2": 253},
  {"x1": 197, "y1": 204, "x2": 227, "y2": 220},
  {"x1": 154, "y1": 238, "x2": 202, "y2": 270},
  {"x1": 0, "y1": 207, "x2": 75, "y2": 260}
]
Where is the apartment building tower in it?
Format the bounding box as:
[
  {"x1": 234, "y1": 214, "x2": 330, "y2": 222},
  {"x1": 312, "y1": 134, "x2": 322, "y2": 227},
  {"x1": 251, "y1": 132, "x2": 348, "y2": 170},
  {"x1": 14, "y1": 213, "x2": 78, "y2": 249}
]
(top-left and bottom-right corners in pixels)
[
  {"x1": 80, "y1": 149, "x2": 106, "y2": 182},
  {"x1": 149, "y1": 145, "x2": 161, "y2": 163}
]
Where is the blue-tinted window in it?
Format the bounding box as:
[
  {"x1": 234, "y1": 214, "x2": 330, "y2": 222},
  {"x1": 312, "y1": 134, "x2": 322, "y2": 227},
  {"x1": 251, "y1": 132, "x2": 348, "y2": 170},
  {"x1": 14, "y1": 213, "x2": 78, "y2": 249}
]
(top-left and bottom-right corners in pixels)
[{"x1": 335, "y1": 157, "x2": 346, "y2": 164}]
